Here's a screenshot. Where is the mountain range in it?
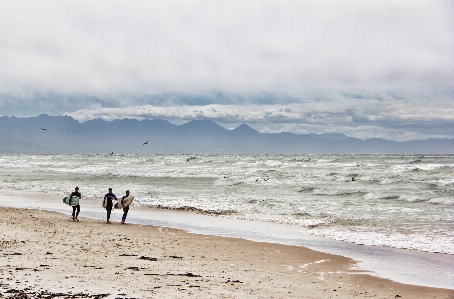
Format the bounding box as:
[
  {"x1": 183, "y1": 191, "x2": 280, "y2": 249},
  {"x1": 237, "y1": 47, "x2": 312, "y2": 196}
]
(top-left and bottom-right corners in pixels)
[{"x1": 0, "y1": 114, "x2": 452, "y2": 154}]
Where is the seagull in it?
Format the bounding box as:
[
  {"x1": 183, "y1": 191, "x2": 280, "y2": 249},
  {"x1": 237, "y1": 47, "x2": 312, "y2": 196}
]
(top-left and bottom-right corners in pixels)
[
  {"x1": 40, "y1": 128, "x2": 47, "y2": 130},
  {"x1": 263, "y1": 178, "x2": 269, "y2": 182},
  {"x1": 110, "y1": 152, "x2": 113, "y2": 155},
  {"x1": 143, "y1": 141, "x2": 148, "y2": 145}
]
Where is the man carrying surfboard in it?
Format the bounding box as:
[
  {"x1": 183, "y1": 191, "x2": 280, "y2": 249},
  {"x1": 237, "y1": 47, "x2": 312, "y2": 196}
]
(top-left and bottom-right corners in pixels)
[
  {"x1": 69, "y1": 187, "x2": 81, "y2": 221},
  {"x1": 103, "y1": 188, "x2": 117, "y2": 223},
  {"x1": 121, "y1": 190, "x2": 131, "y2": 224}
]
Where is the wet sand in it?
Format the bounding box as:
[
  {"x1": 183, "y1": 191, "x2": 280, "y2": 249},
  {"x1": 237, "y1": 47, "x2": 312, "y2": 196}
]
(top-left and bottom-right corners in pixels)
[{"x1": 0, "y1": 206, "x2": 453, "y2": 298}]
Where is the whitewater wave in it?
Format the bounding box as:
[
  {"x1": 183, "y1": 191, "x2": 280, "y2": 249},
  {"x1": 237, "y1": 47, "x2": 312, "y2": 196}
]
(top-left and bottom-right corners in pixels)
[
  {"x1": 312, "y1": 188, "x2": 356, "y2": 196},
  {"x1": 398, "y1": 195, "x2": 427, "y2": 202},
  {"x1": 363, "y1": 192, "x2": 399, "y2": 200},
  {"x1": 409, "y1": 159, "x2": 422, "y2": 163},
  {"x1": 307, "y1": 227, "x2": 454, "y2": 254},
  {"x1": 428, "y1": 180, "x2": 454, "y2": 187},
  {"x1": 427, "y1": 197, "x2": 454, "y2": 205},
  {"x1": 212, "y1": 178, "x2": 244, "y2": 187},
  {"x1": 297, "y1": 187, "x2": 358, "y2": 196},
  {"x1": 157, "y1": 205, "x2": 236, "y2": 215},
  {"x1": 379, "y1": 178, "x2": 402, "y2": 185}
]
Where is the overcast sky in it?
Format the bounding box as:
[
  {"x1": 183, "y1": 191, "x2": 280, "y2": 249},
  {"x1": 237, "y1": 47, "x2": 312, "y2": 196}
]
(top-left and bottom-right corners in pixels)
[{"x1": 1, "y1": 0, "x2": 453, "y2": 141}]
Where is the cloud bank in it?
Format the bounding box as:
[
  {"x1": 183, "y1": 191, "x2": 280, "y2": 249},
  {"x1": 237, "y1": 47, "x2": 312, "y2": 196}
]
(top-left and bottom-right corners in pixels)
[{"x1": 67, "y1": 101, "x2": 454, "y2": 141}]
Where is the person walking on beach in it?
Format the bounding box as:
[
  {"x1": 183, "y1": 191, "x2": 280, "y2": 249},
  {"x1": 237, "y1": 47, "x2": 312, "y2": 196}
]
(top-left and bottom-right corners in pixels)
[
  {"x1": 103, "y1": 188, "x2": 117, "y2": 223},
  {"x1": 70, "y1": 187, "x2": 81, "y2": 221},
  {"x1": 121, "y1": 190, "x2": 131, "y2": 224}
]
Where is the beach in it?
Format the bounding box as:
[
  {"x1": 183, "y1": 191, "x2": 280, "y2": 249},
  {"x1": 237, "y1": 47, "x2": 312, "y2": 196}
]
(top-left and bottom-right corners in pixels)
[{"x1": 1, "y1": 205, "x2": 453, "y2": 299}]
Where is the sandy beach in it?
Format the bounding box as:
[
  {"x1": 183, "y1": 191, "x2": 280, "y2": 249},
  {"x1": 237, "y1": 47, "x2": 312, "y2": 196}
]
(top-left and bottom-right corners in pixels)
[{"x1": 0, "y1": 206, "x2": 452, "y2": 299}]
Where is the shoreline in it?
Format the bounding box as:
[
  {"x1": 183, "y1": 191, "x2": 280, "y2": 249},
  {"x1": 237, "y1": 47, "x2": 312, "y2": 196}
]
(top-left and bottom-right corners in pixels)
[
  {"x1": 1, "y1": 189, "x2": 454, "y2": 289},
  {"x1": 1, "y1": 206, "x2": 453, "y2": 299}
]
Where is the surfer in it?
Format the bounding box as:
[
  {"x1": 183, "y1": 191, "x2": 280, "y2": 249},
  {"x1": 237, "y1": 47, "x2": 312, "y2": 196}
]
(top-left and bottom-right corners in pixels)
[
  {"x1": 121, "y1": 190, "x2": 131, "y2": 224},
  {"x1": 69, "y1": 187, "x2": 81, "y2": 221},
  {"x1": 103, "y1": 188, "x2": 117, "y2": 223}
]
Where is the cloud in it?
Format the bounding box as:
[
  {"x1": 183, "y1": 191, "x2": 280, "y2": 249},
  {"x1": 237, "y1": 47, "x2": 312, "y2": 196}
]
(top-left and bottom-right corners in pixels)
[
  {"x1": 1, "y1": 0, "x2": 453, "y2": 141},
  {"x1": 1, "y1": 0, "x2": 453, "y2": 98},
  {"x1": 66, "y1": 101, "x2": 454, "y2": 141}
]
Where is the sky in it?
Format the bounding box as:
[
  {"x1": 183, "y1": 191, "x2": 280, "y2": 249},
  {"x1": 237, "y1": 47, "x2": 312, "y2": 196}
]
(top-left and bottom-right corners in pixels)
[{"x1": 1, "y1": 0, "x2": 453, "y2": 141}]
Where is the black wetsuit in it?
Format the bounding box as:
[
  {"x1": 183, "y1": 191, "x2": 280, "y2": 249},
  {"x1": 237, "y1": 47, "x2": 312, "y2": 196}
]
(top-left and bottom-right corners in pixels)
[
  {"x1": 121, "y1": 195, "x2": 129, "y2": 222},
  {"x1": 70, "y1": 191, "x2": 81, "y2": 219},
  {"x1": 103, "y1": 192, "x2": 117, "y2": 221}
]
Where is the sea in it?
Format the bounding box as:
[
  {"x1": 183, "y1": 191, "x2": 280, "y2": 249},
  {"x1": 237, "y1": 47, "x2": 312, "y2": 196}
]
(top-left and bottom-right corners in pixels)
[{"x1": 1, "y1": 154, "x2": 453, "y2": 289}]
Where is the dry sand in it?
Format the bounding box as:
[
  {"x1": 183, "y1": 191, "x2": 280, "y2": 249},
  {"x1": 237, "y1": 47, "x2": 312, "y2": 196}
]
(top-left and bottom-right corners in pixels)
[{"x1": 0, "y1": 207, "x2": 452, "y2": 299}]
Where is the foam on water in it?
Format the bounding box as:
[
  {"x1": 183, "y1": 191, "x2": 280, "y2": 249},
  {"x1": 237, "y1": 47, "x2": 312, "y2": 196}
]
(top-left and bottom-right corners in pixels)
[
  {"x1": 398, "y1": 194, "x2": 427, "y2": 202},
  {"x1": 362, "y1": 192, "x2": 399, "y2": 200},
  {"x1": 428, "y1": 197, "x2": 454, "y2": 205},
  {"x1": 309, "y1": 227, "x2": 454, "y2": 254}
]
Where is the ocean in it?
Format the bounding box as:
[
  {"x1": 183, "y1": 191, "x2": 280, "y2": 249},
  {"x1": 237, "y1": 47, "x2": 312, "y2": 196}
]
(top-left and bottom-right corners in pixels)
[
  {"x1": 1, "y1": 154, "x2": 453, "y2": 254},
  {"x1": 0, "y1": 154, "x2": 453, "y2": 288}
]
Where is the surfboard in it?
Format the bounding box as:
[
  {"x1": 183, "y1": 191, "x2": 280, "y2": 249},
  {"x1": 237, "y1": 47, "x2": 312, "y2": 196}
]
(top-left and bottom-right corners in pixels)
[
  {"x1": 63, "y1": 196, "x2": 80, "y2": 206},
  {"x1": 114, "y1": 196, "x2": 134, "y2": 209}
]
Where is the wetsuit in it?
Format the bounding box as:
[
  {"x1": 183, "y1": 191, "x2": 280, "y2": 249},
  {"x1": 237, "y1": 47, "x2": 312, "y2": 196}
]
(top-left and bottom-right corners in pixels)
[
  {"x1": 121, "y1": 195, "x2": 129, "y2": 223},
  {"x1": 103, "y1": 192, "x2": 117, "y2": 221},
  {"x1": 70, "y1": 191, "x2": 81, "y2": 219}
]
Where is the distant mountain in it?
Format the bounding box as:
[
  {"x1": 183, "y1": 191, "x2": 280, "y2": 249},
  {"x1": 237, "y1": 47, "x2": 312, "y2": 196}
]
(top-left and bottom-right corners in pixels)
[
  {"x1": 232, "y1": 124, "x2": 261, "y2": 136},
  {"x1": 0, "y1": 114, "x2": 453, "y2": 154}
]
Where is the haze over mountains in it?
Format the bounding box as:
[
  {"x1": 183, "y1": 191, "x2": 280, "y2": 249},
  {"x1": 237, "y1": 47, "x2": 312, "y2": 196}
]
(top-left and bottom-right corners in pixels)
[{"x1": 0, "y1": 114, "x2": 452, "y2": 154}]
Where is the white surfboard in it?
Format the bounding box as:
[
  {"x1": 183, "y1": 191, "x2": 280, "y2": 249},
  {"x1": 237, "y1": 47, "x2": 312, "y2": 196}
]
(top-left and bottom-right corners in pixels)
[
  {"x1": 63, "y1": 196, "x2": 80, "y2": 206},
  {"x1": 114, "y1": 196, "x2": 134, "y2": 209}
]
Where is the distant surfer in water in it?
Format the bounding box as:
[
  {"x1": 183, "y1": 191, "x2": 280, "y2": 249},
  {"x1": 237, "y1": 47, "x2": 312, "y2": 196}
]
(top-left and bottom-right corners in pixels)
[
  {"x1": 70, "y1": 187, "x2": 81, "y2": 221},
  {"x1": 103, "y1": 188, "x2": 117, "y2": 223},
  {"x1": 121, "y1": 190, "x2": 131, "y2": 224}
]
